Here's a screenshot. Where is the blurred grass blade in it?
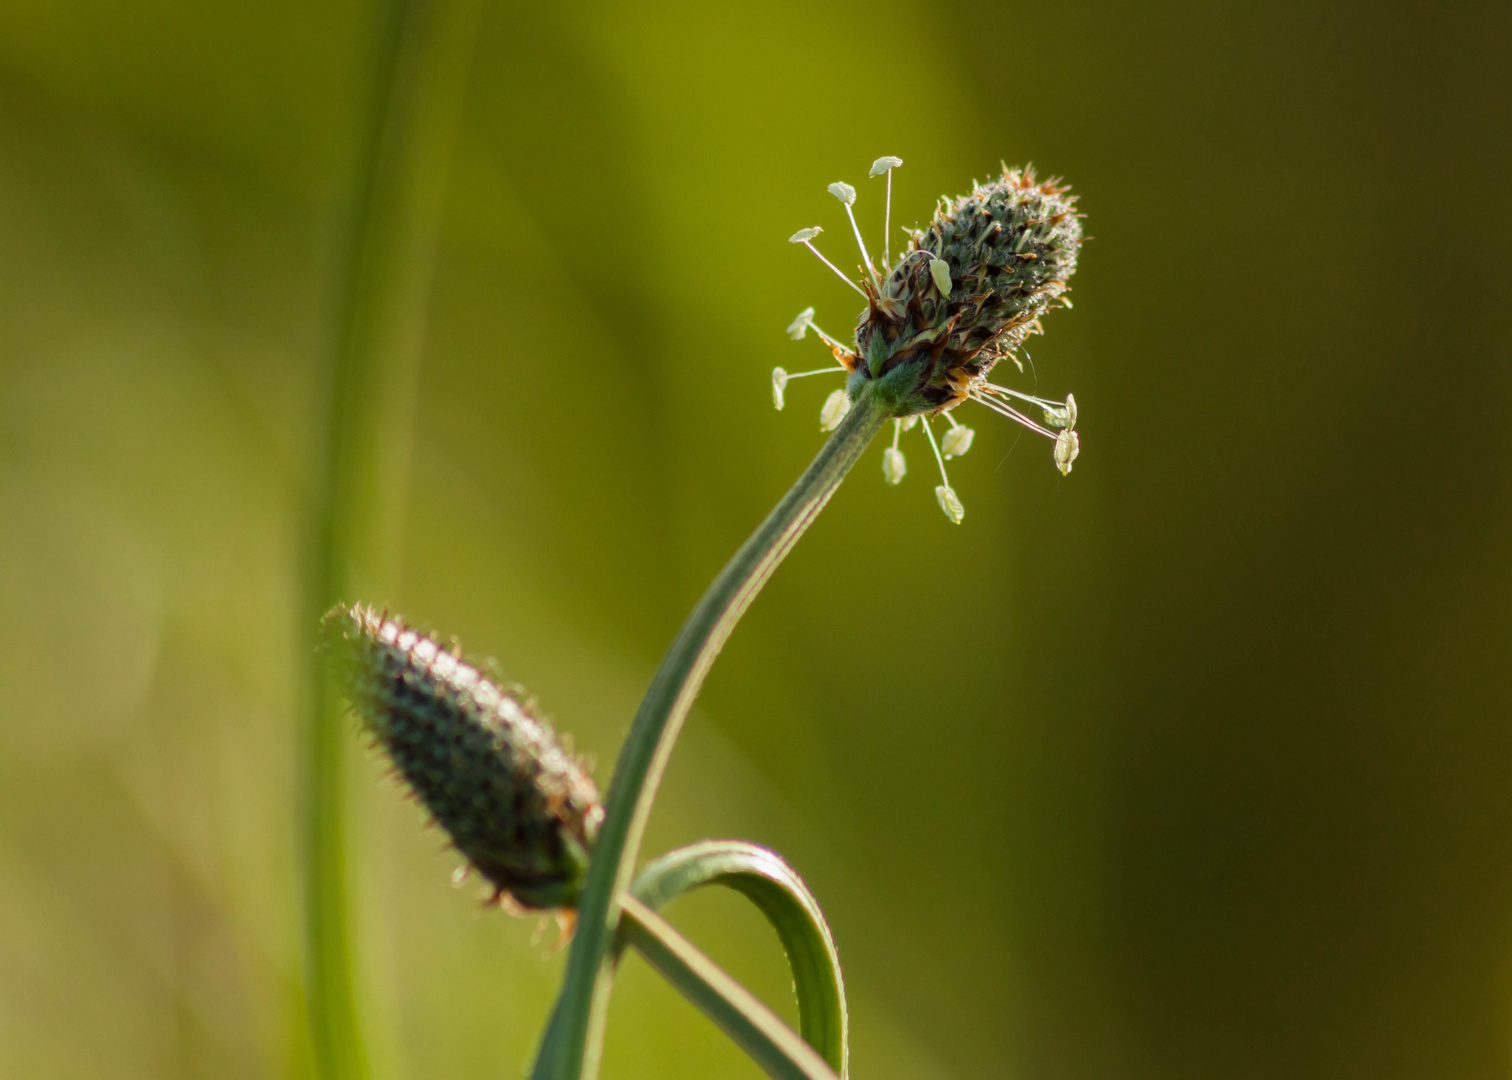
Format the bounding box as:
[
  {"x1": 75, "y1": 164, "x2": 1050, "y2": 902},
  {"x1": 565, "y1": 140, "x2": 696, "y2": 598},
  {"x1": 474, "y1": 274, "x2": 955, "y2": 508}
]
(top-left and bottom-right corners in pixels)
[
  {"x1": 533, "y1": 391, "x2": 887, "y2": 1080},
  {"x1": 631, "y1": 841, "x2": 848, "y2": 1077},
  {"x1": 298, "y1": 0, "x2": 482, "y2": 1076},
  {"x1": 617, "y1": 896, "x2": 841, "y2": 1080}
]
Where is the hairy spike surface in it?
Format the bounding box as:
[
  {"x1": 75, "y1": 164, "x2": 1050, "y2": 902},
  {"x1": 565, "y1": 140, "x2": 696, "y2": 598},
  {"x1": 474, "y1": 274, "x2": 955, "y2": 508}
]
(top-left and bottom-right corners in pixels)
[
  {"x1": 850, "y1": 165, "x2": 1083, "y2": 415},
  {"x1": 322, "y1": 603, "x2": 603, "y2": 911}
]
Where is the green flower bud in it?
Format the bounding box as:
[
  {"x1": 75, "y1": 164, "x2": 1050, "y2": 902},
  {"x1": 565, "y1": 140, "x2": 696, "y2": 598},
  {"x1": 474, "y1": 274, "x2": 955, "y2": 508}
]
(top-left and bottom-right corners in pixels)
[
  {"x1": 849, "y1": 166, "x2": 1082, "y2": 417},
  {"x1": 322, "y1": 604, "x2": 602, "y2": 911}
]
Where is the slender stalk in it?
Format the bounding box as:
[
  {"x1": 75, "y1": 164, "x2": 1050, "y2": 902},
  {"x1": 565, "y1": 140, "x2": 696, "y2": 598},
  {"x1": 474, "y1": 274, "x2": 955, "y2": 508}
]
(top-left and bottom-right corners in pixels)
[
  {"x1": 298, "y1": 1, "x2": 480, "y2": 1076},
  {"x1": 617, "y1": 896, "x2": 840, "y2": 1080},
  {"x1": 534, "y1": 389, "x2": 888, "y2": 1080}
]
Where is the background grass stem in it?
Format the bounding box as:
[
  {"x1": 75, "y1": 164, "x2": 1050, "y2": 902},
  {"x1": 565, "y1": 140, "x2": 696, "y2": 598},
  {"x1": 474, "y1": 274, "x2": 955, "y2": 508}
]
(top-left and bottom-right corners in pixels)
[{"x1": 297, "y1": 1, "x2": 481, "y2": 1076}]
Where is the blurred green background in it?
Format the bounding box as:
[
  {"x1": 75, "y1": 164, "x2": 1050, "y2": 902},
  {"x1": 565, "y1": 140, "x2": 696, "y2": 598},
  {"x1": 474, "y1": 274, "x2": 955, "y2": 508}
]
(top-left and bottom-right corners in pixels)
[{"x1": 2, "y1": 1, "x2": 1510, "y2": 1077}]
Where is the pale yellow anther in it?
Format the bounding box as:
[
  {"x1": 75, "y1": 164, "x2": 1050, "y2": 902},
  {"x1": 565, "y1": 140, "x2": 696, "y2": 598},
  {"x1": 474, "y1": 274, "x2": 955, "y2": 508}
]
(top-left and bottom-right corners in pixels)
[
  {"x1": 819, "y1": 388, "x2": 850, "y2": 431},
  {"x1": 941, "y1": 425, "x2": 974, "y2": 459},
  {"x1": 935, "y1": 485, "x2": 965, "y2": 524},
  {"x1": 1054, "y1": 429, "x2": 1080, "y2": 475},
  {"x1": 928, "y1": 257, "x2": 952, "y2": 297}
]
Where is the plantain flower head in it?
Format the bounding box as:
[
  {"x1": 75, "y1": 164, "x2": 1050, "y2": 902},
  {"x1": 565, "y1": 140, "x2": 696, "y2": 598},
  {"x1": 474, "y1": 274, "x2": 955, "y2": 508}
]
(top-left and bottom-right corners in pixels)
[{"x1": 777, "y1": 159, "x2": 1086, "y2": 521}]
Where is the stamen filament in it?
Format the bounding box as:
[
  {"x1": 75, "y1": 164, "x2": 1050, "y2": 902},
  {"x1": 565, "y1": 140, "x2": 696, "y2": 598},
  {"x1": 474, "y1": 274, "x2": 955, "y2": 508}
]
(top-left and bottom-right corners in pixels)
[
  {"x1": 982, "y1": 382, "x2": 1067, "y2": 412},
  {"x1": 786, "y1": 366, "x2": 847, "y2": 380},
  {"x1": 801, "y1": 240, "x2": 869, "y2": 299},
  {"x1": 922, "y1": 415, "x2": 951, "y2": 487},
  {"x1": 883, "y1": 170, "x2": 893, "y2": 269},
  {"x1": 891, "y1": 418, "x2": 902, "y2": 450},
  {"x1": 843, "y1": 203, "x2": 881, "y2": 290},
  {"x1": 969, "y1": 392, "x2": 1057, "y2": 438}
]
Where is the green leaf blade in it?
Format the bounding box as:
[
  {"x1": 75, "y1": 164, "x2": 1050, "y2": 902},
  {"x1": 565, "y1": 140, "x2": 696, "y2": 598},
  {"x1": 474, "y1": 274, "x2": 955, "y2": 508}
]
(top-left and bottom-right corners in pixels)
[
  {"x1": 631, "y1": 841, "x2": 848, "y2": 1077},
  {"x1": 617, "y1": 897, "x2": 840, "y2": 1080}
]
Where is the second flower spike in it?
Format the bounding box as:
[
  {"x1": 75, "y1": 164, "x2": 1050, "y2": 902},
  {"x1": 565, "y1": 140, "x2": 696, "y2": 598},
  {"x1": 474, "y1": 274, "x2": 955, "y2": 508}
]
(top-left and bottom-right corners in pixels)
[{"x1": 323, "y1": 604, "x2": 603, "y2": 913}]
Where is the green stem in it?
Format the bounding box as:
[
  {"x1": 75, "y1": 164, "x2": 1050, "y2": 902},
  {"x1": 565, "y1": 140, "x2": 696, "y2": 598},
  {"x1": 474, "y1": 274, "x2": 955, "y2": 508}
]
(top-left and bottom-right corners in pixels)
[
  {"x1": 535, "y1": 389, "x2": 888, "y2": 1080},
  {"x1": 617, "y1": 896, "x2": 840, "y2": 1080},
  {"x1": 298, "y1": 1, "x2": 480, "y2": 1076}
]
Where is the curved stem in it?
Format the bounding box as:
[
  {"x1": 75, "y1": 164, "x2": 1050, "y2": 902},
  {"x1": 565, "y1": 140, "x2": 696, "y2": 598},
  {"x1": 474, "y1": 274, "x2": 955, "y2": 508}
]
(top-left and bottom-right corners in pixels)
[
  {"x1": 617, "y1": 897, "x2": 840, "y2": 1080},
  {"x1": 298, "y1": 0, "x2": 480, "y2": 1076},
  {"x1": 630, "y1": 841, "x2": 848, "y2": 1076},
  {"x1": 534, "y1": 389, "x2": 888, "y2": 1080}
]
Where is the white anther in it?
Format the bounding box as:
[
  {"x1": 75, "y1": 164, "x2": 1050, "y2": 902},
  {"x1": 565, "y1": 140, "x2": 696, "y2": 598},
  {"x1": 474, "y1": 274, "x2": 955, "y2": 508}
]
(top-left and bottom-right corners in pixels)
[
  {"x1": 819, "y1": 388, "x2": 850, "y2": 431},
  {"x1": 935, "y1": 485, "x2": 965, "y2": 524},
  {"x1": 827, "y1": 181, "x2": 857, "y2": 206},
  {"x1": 789, "y1": 226, "x2": 823, "y2": 243},
  {"x1": 900, "y1": 414, "x2": 919, "y2": 431},
  {"x1": 1054, "y1": 429, "x2": 1080, "y2": 475},
  {"x1": 1040, "y1": 393, "x2": 1078, "y2": 430},
  {"x1": 771, "y1": 368, "x2": 789, "y2": 410},
  {"x1": 882, "y1": 446, "x2": 906, "y2": 485},
  {"x1": 786, "y1": 307, "x2": 814, "y2": 340},
  {"x1": 928, "y1": 257, "x2": 952, "y2": 297},
  {"x1": 941, "y1": 425, "x2": 975, "y2": 459},
  {"x1": 869, "y1": 156, "x2": 903, "y2": 177}
]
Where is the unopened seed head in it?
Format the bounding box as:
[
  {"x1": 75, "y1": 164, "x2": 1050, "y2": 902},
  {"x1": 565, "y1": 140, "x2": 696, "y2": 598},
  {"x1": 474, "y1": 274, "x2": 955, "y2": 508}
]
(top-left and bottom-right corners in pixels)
[
  {"x1": 828, "y1": 181, "x2": 857, "y2": 206},
  {"x1": 1055, "y1": 429, "x2": 1080, "y2": 475},
  {"x1": 820, "y1": 388, "x2": 850, "y2": 431},
  {"x1": 935, "y1": 484, "x2": 965, "y2": 524},
  {"x1": 321, "y1": 604, "x2": 602, "y2": 912},
  {"x1": 941, "y1": 424, "x2": 975, "y2": 459},
  {"x1": 883, "y1": 446, "x2": 907, "y2": 485},
  {"x1": 771, "y1": 367, "x2": 788, "y2": 410}
]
